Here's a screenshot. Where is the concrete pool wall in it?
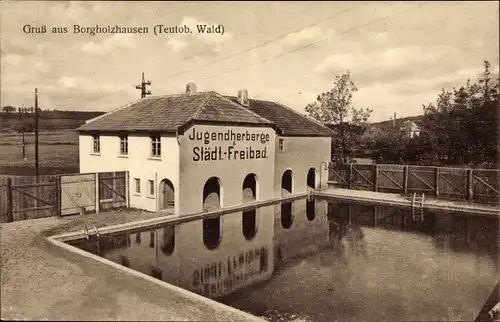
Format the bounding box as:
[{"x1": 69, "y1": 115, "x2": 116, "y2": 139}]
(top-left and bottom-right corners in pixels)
[
  {"x1": 45, "y1": 196, "x2": 332, "y2": 313},
  {"x1": 46, "y1": 219, "x2": 269, "y2": 322}
]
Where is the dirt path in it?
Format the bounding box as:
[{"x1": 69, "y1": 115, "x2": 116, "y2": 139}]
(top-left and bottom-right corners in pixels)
[{"x1": 0, "y1": 210, "x2": 262, "y2": 321}]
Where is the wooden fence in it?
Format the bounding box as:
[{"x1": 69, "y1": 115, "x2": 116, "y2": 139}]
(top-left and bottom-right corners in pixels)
[
  {"x1": 328, "y1": 163, "x2": 499, "y2": 205},
  {"x1": 0, "y1": 171, "x2": 129, "y2": 223}
]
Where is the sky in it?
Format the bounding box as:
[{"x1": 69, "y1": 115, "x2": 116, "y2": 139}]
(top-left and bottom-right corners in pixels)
[{"x1": 1, "y1": 1, "x2": 498, "y2": 122}]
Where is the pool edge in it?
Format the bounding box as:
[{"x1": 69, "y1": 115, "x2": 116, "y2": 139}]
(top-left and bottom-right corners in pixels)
[{"x1": 46, "y1": 235, "x2": 267, "y2": 322}]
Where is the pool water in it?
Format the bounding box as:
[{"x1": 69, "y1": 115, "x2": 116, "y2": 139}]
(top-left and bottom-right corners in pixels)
[{"x1": 67, "y1": 200, "x2": 499, "y2": 322}]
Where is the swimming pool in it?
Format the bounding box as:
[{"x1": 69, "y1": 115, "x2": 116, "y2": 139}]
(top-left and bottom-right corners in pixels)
[{"x1": 55, "y1": 199, "x2": 499, "y2": 321}]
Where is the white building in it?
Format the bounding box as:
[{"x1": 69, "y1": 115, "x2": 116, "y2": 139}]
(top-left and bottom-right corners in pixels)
[
  {"x1": 402, "y1": 120, "x2": 421, "y2": 138},
  {"x1": 77, "y1": 84, "x2": 333, "y2": 298},
  {"x1": 78, "y1": 84, "x2": 332, "y2": 216}
]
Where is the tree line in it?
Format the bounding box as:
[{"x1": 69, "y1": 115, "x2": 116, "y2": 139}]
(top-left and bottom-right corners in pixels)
[
  {"x1": 1, "y1": 107, "x2": 104, "y2": 119},
  {"x1": 306, "y1": 61, "x2": 499, "y2": 168}
]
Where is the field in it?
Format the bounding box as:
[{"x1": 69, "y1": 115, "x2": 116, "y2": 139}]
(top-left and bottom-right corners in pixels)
[{"x1": 0, "y1": 130, "x2": 79, "y2": 176}]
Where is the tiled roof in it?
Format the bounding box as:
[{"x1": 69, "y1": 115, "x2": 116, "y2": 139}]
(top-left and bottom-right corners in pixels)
[
  {"x1": 77, "y1": 92, "x2": 273, "y2": 132},
  {"x1": 225, "y1": 96, "x2": 333, "y2": 137},
  {"x1": 77, "y1": 90, "x2": 332, "y2": 137}
]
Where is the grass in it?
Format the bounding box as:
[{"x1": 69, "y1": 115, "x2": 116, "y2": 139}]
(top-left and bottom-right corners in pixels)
[
  {"x1": 0, "y1": 130, "x2": 79, "y2": 176},
  {"x1": 0, "y1": 130, "x2": 78, "y2": 145}
]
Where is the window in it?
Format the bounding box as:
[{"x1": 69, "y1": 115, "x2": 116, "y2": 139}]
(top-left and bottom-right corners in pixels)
[
  {"x1": 120, "y1": 136, "x2": 128, "y2": 155},
  {"x1": 278, "y1": 138, "x2": 284, "y2": 152},
  {"x1": 92, "y1": 135, "x2": 100, "y2": 153},
  {"x1": 135, "y1": 178, "x2": 141, "y2": 194},
  {"x1": 149, "y1": 180, "x2": 155, "y2": 196},
  {"x1": 151, "y1": 136, "x2": 161, "y2": 157}
]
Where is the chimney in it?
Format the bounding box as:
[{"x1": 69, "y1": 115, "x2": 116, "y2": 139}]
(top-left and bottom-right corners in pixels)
[
  {"x1": 237, "y1": 89, "x2": 249, "y2": 106},
  {"x1": 186, "y1": 83, "x2": 197, "y2": 95},
  {"x1": 392, "y1": 112, "x2": 396, "y2": 127}
]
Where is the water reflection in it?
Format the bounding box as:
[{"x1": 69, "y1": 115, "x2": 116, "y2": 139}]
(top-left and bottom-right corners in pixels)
[
  {"x1": 68, "y1": 200, "x2": 499, "y2": 322},
  {"x1": 224, "y1": 202, "x2": 499, "y2": 322}
]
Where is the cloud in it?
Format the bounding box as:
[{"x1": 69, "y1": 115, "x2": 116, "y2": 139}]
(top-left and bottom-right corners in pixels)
[
  {"x1": 28, "y1": 76, "x2": 136, "y2": 110},
  {"x1": 58, "y1": 77, "x2": 80, "y2": 89},
  {"x1": 2, "y1": 54, "x2": 23, "y2": 66},
  {"x1": 1, "y1": 36, "x2": 38, "y2": 56},
  {"x1": 80, "y1": 34, "x2": 138, "y2": 56},
  {"x1": 33, "y1": 61, "x2": 50, "y2": 74},
  {"x1": 281, "y1": 26, "x2": 331, "y2": 50},
  {"x1": 165, "y1": 16, "x2": 233, "y2": 59},
  {"x1": 166, "y1": 38, "x2": 188, "y2": 53},
  {"x1": 56, "y1": 76, "x2": 122, "y2": 92},
  {"x1": 315, "y1": 45, "x2": 463, "y2": 87},
  {"x1": 318, "y1": 45, "x2": 443, "y2": 74},
  {"x1": 49, "y1": 2, "x2": 88, "y2": 25}
]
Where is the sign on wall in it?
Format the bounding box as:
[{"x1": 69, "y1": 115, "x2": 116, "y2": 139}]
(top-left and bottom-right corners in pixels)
[{"x1": 188, "y1": 128, "x2": 270, "y2": 162}]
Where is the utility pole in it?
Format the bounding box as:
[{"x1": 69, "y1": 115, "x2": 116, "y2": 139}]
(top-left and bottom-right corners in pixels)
[
  {"x1": 19, "y1": 105, "x2": 26, "y2": 159},
  {"x1": 135, "y1": 73, "x2": 152, "y2": 99},
  {"x1": 34, "y1": 88, "x2": 39, "y2": 177}
]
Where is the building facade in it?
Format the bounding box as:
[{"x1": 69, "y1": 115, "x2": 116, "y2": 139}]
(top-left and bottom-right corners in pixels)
[
  {"x1": 77, "y1": 84, "x2": 333, "y2": 297},
  {"x1": 78, "y1": 84, "x2": 333, "y2": 216}
]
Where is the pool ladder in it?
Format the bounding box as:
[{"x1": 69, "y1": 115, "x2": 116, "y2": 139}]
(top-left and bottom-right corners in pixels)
[
  {"x1": 93, "y1": 224, "x2": 101, "y2": 239},
  {"x1": 411, "y1": 192, "x2": 425, "y2": 221},
  {"x1": 83, "y1": 225, "x2": 90, "y2": 240},
  {"x1": 83, "y1": 224, "x2": 101, "y2": 239},
  {"x1": 83, "y1": 224, "x2": 102, "y2": 256}
]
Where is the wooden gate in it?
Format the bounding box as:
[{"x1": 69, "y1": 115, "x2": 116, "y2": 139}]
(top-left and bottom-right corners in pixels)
[
  {"x1": 99, "y1": 172, "x2": 127, "y2": 210},
  {"x1": 376, "y1": 165, "x2": 404, "y2": 192},
  {"x1": 10, "y1": 175, "x2": 58, "y2": 221},
  {"x1": 60, "y1": 173, "x2": 96, "y2": 216}
]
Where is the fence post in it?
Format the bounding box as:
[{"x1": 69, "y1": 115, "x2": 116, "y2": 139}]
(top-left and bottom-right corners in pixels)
[
  {"x1": 125, "y1": 171, "x2": 130, "y2": 208},
  {"x1": 6, "y1": 178, "x2": 13, "y2": 223},
  {"x1": 55, "y1": 176, "x2": 61, "y2": 216},
  {"x1": 95, "y1": 172, "x2": 100, "y2": 214},
  {"x1": 373, "y1": 164, "x2": 379, "y2": 192},
  {"x1": 403, "y1": 165, "x2": 409, "y2": 194},
  {"x1": 467, "y1": 169, "x2": 473, "y2": 202},
  {"x1": 434, "y1": 167, "x2": 440, "y2": 198},
  {"x1": 348, "y1": 163, "x2": 353, "y2": 189}
]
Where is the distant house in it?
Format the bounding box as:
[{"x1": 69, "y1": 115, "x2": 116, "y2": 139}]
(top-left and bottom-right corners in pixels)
[
  {"x1": 369, "y1": 114, "x2": 423, "y2": 139},
  {"x1": 402, "y1": 119, "x2": 421, "y2": 138}
]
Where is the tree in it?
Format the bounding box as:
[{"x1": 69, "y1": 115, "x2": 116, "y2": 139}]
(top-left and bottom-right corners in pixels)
[
  {"x1": 2, "y1": 106, "x2": 15, "y2": 113},
  {"x1": 305, "y1": 71, "x2": 372, "y2": 159},
  {"x1": 369, "y1": 122, "x2": 410, "y2": 164},
  {"x1": 420, "y1": 60, "x2": 498, "y2": 166}
]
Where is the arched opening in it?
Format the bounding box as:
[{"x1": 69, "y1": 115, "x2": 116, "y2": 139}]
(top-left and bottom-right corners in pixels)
[
  {"x1": 281, "y1": 170, "x2": 293, "y2": 195},
  {"x1": 242, "y1": 174, "x2": 258, "y2": 240},
  {"x1": 203, "y1": 177, "x2": 222, "y2": 250},
  {"x1": 281, "y1": 170, "x2": 293, "y2": 229},
  {"x1": 307, "y1": 168, "x2": 316, "y2": 189},
  {"x1": 159, "y1": 179, "x2": 175, "y2": 211},
  {"x1": 160, "y1": 226, "x2": 175, "y2": 256},
  {"x1": 203, "y1": 177, "x2": 221, "y2": 211},
  {"x1": 306, "y1": 167, "x2": 317, "y2": 221}
]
